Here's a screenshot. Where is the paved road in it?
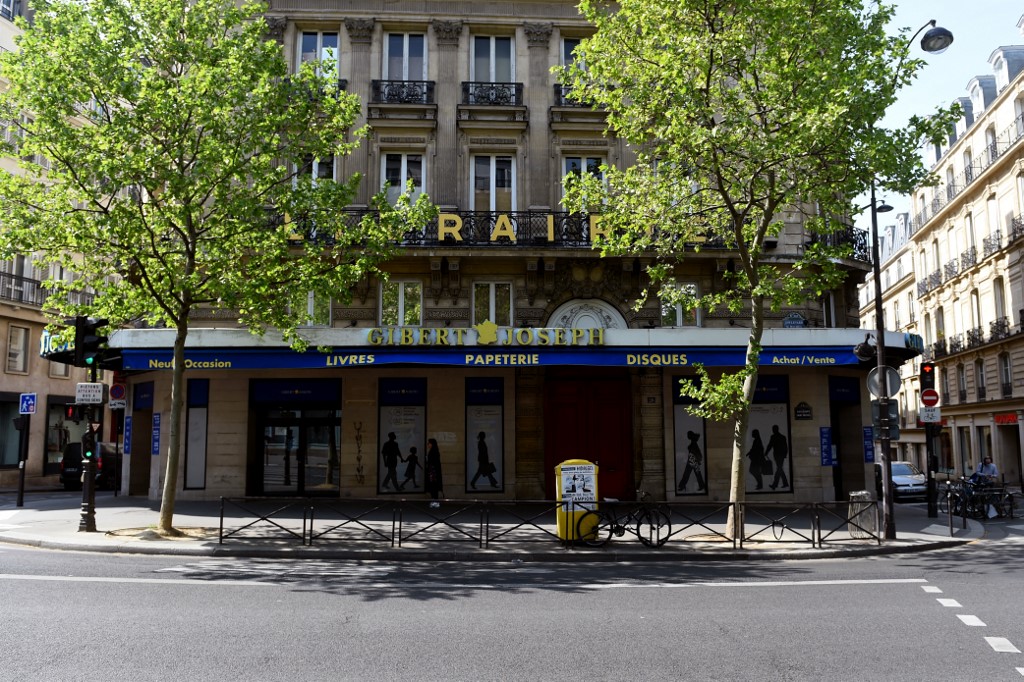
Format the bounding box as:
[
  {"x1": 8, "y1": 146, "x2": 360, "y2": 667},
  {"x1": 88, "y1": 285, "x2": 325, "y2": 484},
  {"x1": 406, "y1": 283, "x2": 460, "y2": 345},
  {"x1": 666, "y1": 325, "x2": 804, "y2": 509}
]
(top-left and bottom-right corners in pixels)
[{"x1": 4, "y1": 529, "x2": 1024, "y2": 681}]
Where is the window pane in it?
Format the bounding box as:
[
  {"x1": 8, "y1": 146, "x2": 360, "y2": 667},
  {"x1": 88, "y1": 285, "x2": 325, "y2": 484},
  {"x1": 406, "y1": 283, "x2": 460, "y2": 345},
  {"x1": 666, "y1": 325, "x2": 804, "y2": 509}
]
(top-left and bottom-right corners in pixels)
[
  {"x1": 403, "y1": 282, "x2": 421, "y2": 325},
  {"x1": 563, "y1": 38, "x2": 580, "y2": 66},
  {"x1": 301, "y1": 33, "x2": 319, "y2": 65},
  {"x1": 495, "y1": 157, "x2": 512, "y2": 211},
  {"x1": 387, "y1": 34, "x2": 404, "y2": 79},
  {"x1": 494, "y1": 283, "x2": 511, "y2": 326},
  {"x1": 321, "y1": 33, "x2": 338, "y2": 64},
  {"x1": 6, "y1": 326, "x2": 27, "y2": 373},
  {"x1": 385, "y1": 154, "x2": 402, "y2": 187},
  {"x1": 495, "y1": 38, "x2": 512, "y2": 82},
  {"x1": 407, "y1": 155, "x2": 423, "y2": 192},
  {"x1": 474, "y1": 37, "x2": 490, "y2": 81},
  {"x1": 474, "y1": 156, "x2": 491, "y2": 210},
  {"x1": 408, "y1": 35, "x2": 425, "y2": 79},
  {"x1": 474, "y1": 283, "x2": 490, "y2": 324},
  {"x1": 316, "y1": 156, "x2": 334, "y2": 181},
  {"x1": 381, "y1": 281, "x2": 399, "y2": 325}
]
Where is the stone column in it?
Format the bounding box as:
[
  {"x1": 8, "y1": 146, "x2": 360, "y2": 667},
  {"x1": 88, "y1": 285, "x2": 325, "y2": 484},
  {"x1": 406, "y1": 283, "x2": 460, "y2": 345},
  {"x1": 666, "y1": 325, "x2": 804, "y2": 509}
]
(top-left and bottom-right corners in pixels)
[
  {"x1": 432, "y1": 20, "x2": 463, "y2": 208},
  {"x1": 345, "y1": 18, "x2": 375, "y2": 206},
  {"x1": 524, "y1": 22, "x2": 553, "y2": 211}
]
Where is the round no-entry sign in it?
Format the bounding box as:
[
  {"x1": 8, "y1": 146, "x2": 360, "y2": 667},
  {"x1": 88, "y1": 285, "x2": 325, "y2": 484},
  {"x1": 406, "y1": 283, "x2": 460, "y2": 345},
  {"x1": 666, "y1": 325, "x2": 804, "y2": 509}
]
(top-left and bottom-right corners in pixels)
[{"x1": 921, "y1": 388, "x2": 940, "y2": 407}]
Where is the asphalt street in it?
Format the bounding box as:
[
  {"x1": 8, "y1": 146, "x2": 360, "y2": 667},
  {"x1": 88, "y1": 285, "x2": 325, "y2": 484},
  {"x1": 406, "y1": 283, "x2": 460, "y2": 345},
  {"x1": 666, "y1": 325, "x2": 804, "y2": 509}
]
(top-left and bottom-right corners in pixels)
[{"x1": 3, "y1": 528, "x2": 1024, "y2": 682}]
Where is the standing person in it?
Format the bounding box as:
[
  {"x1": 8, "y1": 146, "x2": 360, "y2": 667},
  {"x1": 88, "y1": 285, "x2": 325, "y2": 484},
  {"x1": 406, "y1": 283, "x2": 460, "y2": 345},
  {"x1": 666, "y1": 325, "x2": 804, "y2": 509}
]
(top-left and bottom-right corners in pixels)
[
  {"x1": 400, "y1": 446, "x2": 421, "y2": 490},
  {"x1": 470, "y1": 431, "x2": 499, "y2": 490},
  {"x1": 424, "y1": 438, "x2": 444, "y2": 507},
  {"x1": 380, "y1": 432, "x2": 402, "y2": 492},
  {"x1": 746, "y1": 429, "x2": 765, "y2": 490},
  {"x1": 677, "y1": 430, "x2": 707, "y2": 493},
  {"x1": 765, "y1": 424, "x2": 789, "y2": 490}
]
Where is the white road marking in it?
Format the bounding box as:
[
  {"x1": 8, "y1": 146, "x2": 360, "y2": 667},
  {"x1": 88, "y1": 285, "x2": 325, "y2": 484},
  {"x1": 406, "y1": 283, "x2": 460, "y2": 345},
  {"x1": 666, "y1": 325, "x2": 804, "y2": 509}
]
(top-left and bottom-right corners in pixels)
[
  {"x1": 958, "y1": 615, "x2": 986, "y2": 626},
  {"x1": 1015, "y1": 666, "x2": 1024, "y2": 675},
  {"x1": 986, "y1": 638, "x2": 1021, "y2": 653},
  {"x1": 0, "y1": 574, "x2": 275, "y2": 586},
  {"x1": 0, "y1": 510, "x2": 19, "y2": 521},
  {"x1": 937, "y1": 598, "x2": 962, "y2": 607},
  {"x1": 921, "y1": 586, "x2": 942, "y2": 593}
]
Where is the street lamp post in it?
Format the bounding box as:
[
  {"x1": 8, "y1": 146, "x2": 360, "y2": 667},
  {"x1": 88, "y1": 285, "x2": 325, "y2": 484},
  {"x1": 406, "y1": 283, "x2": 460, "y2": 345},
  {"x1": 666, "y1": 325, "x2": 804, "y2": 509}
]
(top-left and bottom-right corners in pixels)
[{"x1": 872, "y1": 19, "x2": 954, "y2": 541}]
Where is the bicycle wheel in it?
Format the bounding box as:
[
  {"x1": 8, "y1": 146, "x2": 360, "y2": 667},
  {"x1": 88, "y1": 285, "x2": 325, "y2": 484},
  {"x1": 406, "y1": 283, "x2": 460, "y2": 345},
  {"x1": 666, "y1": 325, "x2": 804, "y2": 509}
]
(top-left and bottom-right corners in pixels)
[
  {"x1": 576, "y1": 510, "x2": 612, "y2": 547},
  {"x1": 635, "y1": 506, "x2": 671, "y2": 547},
  {"x1": 937, "y1": 488, "x2": 949, "y2": 515}
]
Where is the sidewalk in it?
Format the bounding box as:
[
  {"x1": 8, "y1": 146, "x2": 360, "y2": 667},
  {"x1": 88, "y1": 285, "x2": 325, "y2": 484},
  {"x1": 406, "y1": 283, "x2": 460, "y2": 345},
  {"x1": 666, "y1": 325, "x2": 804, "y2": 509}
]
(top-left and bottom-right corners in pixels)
[{"x1": 0, "y1": 490, "x2": 986, "y2": 562}]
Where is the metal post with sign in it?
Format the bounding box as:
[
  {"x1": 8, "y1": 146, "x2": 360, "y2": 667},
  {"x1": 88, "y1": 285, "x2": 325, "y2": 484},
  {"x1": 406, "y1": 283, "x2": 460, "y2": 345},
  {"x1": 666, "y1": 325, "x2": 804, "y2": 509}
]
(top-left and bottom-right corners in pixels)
[
  {"x1": 920, "y1": 384, "x2": 941, "y2": 517},
  {"x1": 14, "y1": 394, "x2": 34, "y2": 508}
]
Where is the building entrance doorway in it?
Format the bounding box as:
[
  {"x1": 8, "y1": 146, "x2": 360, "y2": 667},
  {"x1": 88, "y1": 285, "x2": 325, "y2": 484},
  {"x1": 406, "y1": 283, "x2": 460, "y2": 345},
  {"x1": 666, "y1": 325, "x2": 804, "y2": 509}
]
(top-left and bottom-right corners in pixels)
[
  {"x1": 544, "y1": 368, "x2": 635, "y2": 501},
  {"x1": 254, "y1": 409, "x2": 341, "y2": 496}
]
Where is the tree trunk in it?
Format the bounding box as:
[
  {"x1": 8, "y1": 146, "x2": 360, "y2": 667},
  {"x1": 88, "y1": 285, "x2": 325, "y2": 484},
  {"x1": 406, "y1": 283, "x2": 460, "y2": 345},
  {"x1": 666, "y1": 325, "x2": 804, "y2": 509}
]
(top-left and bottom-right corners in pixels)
[
  {"x1": 726, "y1": 295, "x2": 766, "y2": 539},
  {"x1": 156, "y1": 315, "x2": 189, "y2": 534}
]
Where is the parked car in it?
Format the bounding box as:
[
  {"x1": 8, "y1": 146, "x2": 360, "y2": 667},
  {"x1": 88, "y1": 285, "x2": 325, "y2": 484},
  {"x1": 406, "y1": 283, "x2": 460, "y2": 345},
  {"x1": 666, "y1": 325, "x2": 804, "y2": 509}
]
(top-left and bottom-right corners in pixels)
[
  {"x1": 874, "y1": 461, "x2": 927, "y2": 501},
  {"x1": 59, "y1": 442, "x2": 121, "y2": 491}
]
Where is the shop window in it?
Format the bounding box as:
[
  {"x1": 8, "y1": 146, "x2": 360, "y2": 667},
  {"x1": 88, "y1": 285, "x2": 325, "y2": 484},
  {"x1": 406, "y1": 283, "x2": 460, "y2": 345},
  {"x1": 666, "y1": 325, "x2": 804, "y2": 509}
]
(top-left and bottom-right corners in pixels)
[
  {"x1": 381, "y1": 280, "x2": 421, "y2": 326},
  {"x1": 473, "y1": 282, "x2": 512, "y2": 326},
  {"x1": 0, "y1": 402, "x2": 19, "y2": 467},
  {"x1": 472, "y1": 155, "x2": 515, "y2": 211},
  {"x1": 382, "y1": 153, "x2": 423, "y2": 205},
  {"x1": 6, "y1": 325, "x2": 29, "y2": 374},
  {"x1": 660, "y1": 281, "x2": 700, "y2": 327},
  {"x1": 384, "y1": 33, "x2": 426, "y2": 80}
]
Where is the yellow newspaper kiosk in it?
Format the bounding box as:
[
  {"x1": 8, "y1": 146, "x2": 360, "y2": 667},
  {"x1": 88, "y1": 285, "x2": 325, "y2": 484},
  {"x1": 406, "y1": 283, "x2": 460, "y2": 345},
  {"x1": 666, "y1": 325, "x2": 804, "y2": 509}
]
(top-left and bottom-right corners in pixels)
[{"x1": 555, "y1": 459, "x2": 598, "y2": 541}]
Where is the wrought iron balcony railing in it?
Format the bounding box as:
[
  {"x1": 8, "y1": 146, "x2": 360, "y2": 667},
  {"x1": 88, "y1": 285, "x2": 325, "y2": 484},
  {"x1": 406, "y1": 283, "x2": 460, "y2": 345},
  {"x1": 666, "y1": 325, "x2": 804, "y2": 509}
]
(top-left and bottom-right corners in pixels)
[
  {"x1": 462, "y1": 82, "x2": 523, "y2": 106},
  {"x1": 371, "y1": 80, "x2": 435, "y2": 105},
  {"x1": 983, "y1": 231, "x2": 1002, "y2": 258},
  {"x1": 553, "y1": 84, "x2": 590, "y2": 107},
  {"x1": 1002, "y1": 382, "x2": 1013, "y2": 398},
  {"x1": 0, "y1": 272, "x2": 94, "y2": 308},
  {"x1": 948, "y1": 333, "x2": 964, "y2": 354},
  {"x1": 931, "y1": 339, "x2": 948, "y2": 358},
  {"x1": 943, "y1": 259, "x2": 959, "y2": 281},
  {"x1": 990, "y1": 316, "x2": 1010, "y2": 341},
  {"x1": 977, "y1": 385, "x2": 987, "y2": 400},
  {"x1": 966, "y1": 326, "x2": 985, "y2": 348},
  {"x1": 960, "y1": 245, "x2": 977, "y2": 271}
]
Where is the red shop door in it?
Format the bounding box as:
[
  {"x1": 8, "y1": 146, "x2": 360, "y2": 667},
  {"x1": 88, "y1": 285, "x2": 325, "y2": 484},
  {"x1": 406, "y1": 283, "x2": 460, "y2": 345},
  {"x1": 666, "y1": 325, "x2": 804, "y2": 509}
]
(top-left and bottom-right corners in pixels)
[{"x1": 544, "y1": 369, "x2": 635, "y2": 501}]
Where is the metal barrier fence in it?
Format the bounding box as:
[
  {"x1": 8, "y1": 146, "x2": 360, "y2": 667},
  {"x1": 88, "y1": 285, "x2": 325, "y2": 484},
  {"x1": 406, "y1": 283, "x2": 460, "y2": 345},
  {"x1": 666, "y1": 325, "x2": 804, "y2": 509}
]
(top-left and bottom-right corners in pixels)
[{"x1": 218, "y1": 497, "x2": 883, "y2": 548}]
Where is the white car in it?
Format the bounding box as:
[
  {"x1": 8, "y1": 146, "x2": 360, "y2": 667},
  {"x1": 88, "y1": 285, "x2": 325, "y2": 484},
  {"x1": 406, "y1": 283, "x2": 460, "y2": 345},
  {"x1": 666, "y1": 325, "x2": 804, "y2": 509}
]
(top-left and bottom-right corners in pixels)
[{"x1": 875, "y1": 461, "x2": 927, "y2": 501}]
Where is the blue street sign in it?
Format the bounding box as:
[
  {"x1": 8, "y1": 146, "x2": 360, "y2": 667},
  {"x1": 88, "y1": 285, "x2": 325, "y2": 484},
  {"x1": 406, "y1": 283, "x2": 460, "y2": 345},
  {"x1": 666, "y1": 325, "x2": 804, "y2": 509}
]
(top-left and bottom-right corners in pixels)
[{"x1": 19, "y1": 393, "x2": 37, "y2": 415}]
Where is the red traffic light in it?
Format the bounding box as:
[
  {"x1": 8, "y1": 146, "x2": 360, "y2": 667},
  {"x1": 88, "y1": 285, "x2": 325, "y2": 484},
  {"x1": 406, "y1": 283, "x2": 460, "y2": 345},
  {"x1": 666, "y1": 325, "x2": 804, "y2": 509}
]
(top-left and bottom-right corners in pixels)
[{"x1": 920, "y1": 361, "x2": 937, "y2": 391}]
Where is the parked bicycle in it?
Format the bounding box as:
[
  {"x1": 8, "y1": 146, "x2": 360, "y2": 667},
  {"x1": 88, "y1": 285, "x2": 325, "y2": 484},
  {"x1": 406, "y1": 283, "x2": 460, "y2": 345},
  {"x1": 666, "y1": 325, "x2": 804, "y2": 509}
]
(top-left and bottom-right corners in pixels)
[
  {"x1": 937, "y1": 478, "x2": 1015, "y2": 519},
  {"x1": 575, "y1": 491, "x2": 671, "y2": 547}
]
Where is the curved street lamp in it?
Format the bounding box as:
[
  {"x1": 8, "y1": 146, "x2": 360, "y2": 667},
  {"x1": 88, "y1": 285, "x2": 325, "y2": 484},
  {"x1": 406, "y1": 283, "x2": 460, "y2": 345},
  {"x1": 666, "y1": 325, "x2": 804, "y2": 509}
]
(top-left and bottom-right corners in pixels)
[{"x1": 874, "y1": 20, "x2": 953, "y2": 541}]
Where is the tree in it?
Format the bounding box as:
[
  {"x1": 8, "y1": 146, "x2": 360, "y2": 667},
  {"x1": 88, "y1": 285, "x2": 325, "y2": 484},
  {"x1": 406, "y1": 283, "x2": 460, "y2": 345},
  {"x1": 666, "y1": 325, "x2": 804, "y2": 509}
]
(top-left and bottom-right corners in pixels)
[
  {"x1": 559, "y1": 0, "x2": 954, "y2": 535},
  {"x1": 0, "y1": 0, "x2": 435, "y2": 533}
]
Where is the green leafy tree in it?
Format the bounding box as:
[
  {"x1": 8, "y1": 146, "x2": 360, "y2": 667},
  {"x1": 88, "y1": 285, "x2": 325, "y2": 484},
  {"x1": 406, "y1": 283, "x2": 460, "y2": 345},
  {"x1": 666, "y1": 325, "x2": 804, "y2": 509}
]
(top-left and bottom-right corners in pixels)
[
  {"x1": 0, "y1": 0, "x2": 435, "y2": 533},
  {"x1": 559, "y1": 0, "x2": 954, "y2": 535}
]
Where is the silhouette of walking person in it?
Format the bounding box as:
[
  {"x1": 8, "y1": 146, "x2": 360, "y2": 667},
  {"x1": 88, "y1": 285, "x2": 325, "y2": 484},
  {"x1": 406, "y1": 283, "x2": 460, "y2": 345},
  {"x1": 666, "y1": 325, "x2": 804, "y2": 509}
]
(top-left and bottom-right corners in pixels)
[
  {"x1": 678, "y1": 430, "x2": 707, "y2": 493},
  {"x1": 746, "y1": 429, "x2": 765, "y2": 490},
  {"x1": 381, "y1": 432, "x2": 402, "y2": 491},
  {"x1": 765, "y1": 424, "x2": 789, "y2": 490},
  {"x1": 424, "y1": 438, "x2": 444, "y2": 506},
  {"x1": 400, "y1": 446, "x2": 421, "y2": 490},
  {"x1": 470, "y1": 431, "x2": 499, "y2": 489}
]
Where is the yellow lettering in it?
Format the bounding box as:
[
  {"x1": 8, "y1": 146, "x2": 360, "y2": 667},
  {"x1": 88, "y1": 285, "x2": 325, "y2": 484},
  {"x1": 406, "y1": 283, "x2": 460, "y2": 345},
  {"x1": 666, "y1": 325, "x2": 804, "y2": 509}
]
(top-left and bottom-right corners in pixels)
[
  {"x1": 453, "y1": 329, "x2": 467, "y2": 344},
  {"x1": 490, "y1": 214, "x2": 517, "y2": 242},
  {"x1": 590, "y1": 214, "x2": 609, "y2": 241},
  {"x1": 554, "y1": 329, "x2": 567, "y2": 346},
  {"x1": 400, "y1": 328, "x2": 415, "y2": 345},
  {"x1": 515, "y1": 328, "x2": 533, "y2": 345},
  {"x1": 536, "y1": 328, "x2": 550, "y2": 345},
  {"x1": 368, "y1": 328, "x2": 383, "y2": 345},
  {"x1": 437, "y1": 328, "x2": 450, "y2": 345},
  {"x1": 571, "y1": 329, "x2": 585, "y2": 345},
  {"x1": 546, "y1": 214, "x2": 555, "y2": 241},
  {"x1": 419, "y1": 329, "x2": 433, "y2": 345},
  {"x1": 439, "y1": 213, "x2": 463, "y2": 241},
  {"x1": 588, "y1": 328, "x2": 604, "y2": 345}
]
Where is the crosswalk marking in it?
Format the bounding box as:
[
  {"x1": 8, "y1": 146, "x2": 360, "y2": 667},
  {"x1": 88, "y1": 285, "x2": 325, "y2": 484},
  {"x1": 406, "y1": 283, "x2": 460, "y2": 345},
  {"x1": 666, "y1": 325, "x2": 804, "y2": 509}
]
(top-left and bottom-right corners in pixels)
[
  {"x1": 957, "y1": 615, "x2": 986, "y2": 626},
  {"x1": 937, "y1": 598, "x2": 961, "y2": 607},
  {"x1": 986, "y1": 637, "x2": 1021, "y2": 653}
]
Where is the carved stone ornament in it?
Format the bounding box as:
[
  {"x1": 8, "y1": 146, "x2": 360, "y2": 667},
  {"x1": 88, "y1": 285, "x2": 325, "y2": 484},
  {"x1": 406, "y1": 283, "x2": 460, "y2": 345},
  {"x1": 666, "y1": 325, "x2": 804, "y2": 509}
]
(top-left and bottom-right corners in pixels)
[
  {"x1": 523, "y1": 22, "x2": 553, "y2": 48},
  {"x1": 264, "y1": 16, "x2": 287, "y2": 43},
  {"x1": 432, "y1": 20, "x2": 463, "y2": 45},
  {"x1": 345, "y1": 18, "x2": 375, "y2": 44}
]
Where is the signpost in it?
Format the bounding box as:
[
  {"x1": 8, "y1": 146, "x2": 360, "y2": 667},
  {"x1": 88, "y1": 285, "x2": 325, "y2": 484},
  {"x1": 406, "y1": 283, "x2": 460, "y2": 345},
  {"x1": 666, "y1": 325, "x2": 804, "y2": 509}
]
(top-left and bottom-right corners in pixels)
[
  {"x1": 76, "y1": 382, "x2": 108, "y2": 404},
  {"x1": 920, "y1": 388, "x2": 941, "y2": 424}
]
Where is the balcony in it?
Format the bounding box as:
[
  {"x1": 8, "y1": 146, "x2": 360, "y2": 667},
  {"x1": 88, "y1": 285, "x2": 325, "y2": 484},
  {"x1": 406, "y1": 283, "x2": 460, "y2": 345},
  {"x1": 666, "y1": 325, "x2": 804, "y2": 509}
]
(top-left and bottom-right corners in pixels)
[
  {"x1": 1002, "y1": 382, "x2": 1013, "y2": 398},
  {"x1": 368, "y1": 80, "x2": 437, "y2": 123},
  {"x1": 0, "y1": 272, "x2": 45, "y2": 307},
  {"x1": 990, "y1": 316, "x2": 1010, "y2": 341},
  {"x1": 1010, "y1": 214, "x2": 1024, "y2": 243},
  {"x1": 977, "y1": 385, "x2": 987, "y2": 400},
  {"x1": 958, "y1": 389, "x2": 967, "y2": 402},
  {"x1": 943, "y1": 259, "x2": 958, "y2": 281},
  {"x1": 288, "y1": 78, "x2": 348, "y2": 102},
  {"x1": 948, "y1": 333, "x2": 964, "y2": 354},
  {"x1": 983, "y1": 230, "x2": 1002, "y2": 258},
  {"x1": 457, "y1": 82, "x2": 527, "y2": 127},
  {"x1": 960, "y1": 245, "x2": 977, "y2": 271},
  {"x1": 966, "y1": 326, "x2": 985, "y2": 349},
  {"x1": 931, "y1": 339, "x2": 947, "y2": 359},
  {"x1": 810, "y1": 227, "x2": 870, "y2": 263}
]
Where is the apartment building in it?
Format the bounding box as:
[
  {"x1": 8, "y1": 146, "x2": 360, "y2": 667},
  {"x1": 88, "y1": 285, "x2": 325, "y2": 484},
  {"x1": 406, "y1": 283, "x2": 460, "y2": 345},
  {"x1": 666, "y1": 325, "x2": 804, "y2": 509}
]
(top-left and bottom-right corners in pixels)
[
  {"x1": 48, "y1": 1, "x2": 914, "y2": 503},
  {"x1": 0, "y1": 0, "x2": 97, "y2": 491},
  {"x1": 863, "y1": 18, "x2": 1024, "y2": 487}
]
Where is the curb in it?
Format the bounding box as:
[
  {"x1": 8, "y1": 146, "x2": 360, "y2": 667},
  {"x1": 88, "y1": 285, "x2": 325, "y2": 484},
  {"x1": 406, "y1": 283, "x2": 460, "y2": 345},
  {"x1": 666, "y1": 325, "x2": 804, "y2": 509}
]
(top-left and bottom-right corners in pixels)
[{"x1": 0, "y1": 532, "x2": 974, "y2": 562}]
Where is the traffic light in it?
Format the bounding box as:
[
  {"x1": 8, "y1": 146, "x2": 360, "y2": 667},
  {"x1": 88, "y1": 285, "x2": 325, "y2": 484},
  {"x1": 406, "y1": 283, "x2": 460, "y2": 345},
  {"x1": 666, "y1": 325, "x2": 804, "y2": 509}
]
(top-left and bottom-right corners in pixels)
[
  {"x1": 64, "y1": 404, "x2": 85, "y2": 423},
  {"x1": 81, "y1": 429, "x2": 97, "y2": 460},
  {"x1": 920, "y1": 361, "x2": 937, "y2": 391},
  {"x1": 73, "y1": 317, "x2": 109, "y2": 368}
]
